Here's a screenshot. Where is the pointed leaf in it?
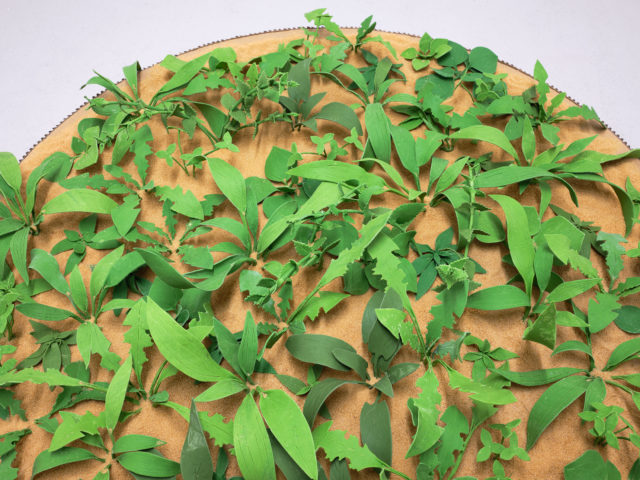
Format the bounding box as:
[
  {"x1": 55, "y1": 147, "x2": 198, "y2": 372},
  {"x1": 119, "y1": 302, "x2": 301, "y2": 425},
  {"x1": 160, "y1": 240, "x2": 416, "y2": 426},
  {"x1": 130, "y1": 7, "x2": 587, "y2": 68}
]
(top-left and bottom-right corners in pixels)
[
  {"x1": 145, "y1": 298, "x2": 237, "y2": 382},
  {"x1": 234, "y1": 394, "x2": 275, "y2": 480},
  {"x1": 181, "y1": 400, "x2": 214, "y2": 480},
  {"x1": 260, "y1": 389, "x2": 318, "y2": 479},
  {"x1": 526, "y1": 375, "x2": 588, "y2": 450}
]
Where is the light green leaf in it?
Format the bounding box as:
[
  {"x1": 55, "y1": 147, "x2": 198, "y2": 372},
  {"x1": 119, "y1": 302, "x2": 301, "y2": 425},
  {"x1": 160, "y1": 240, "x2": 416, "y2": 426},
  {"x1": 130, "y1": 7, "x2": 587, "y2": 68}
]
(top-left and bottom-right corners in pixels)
[
  {"x1": 523, "y1": 303, "x2": 557, "y2": 349},
  {"x1": 406, "y1": 368, "x2": 443, "y2": 457},
  {"x1": 237, "y1": 312, "x2": 258, "y2": 377},
  {"x1": 451, "y1": 125, "x2": 519, "y2": 161},
  {"x1": 194, "y1": 379, "x2": 246, "y2": 403},
  {"x1": 365, "y1": 103, "x2": 391, "y2": 163},
  {"x1": 0, "y1": 152, "x2": 22, "y2": 193},
  {"x1": 118, "y1": 451, "x2": 180, "y2": 477},
  {"x1": 234, "y1": 394, "x2": 275, "y2": 480},
  {"x1": 313, "y1": 421, "x2": 389, "y2": 472},
  {"x1": 260, "y1": 389, "x2": 318, "y2": 479},
  {"x1": 144, "y1": 298, "x2": 237, "y2": 382},
  {"x1": 546, "y1": 278, "x2": 600, "y2": 303},
  {"x1": 90, "y1": 245, "x2": 124, "y2": 301},
  {"x1": 491, "y1": 195, "x2": 534, "y2": 295},
  {"x1": 32, "y1": 447, "x2": 104, "y2": 478},
  {"x1": 41, "y1": 189, "x2": 118, "y2": 215},
  {"x1": 104, "y1": 354, "x2": 132, "y2": 431},
  {"x1": 76, "y1": 322, "x2": 121, "y2": 372},
  {"x1": 207, "y1": 157, "x2": 246, "y2": 215},
  {"x1": 467, "y1": 285, "x2": 530, "y2": 310}
]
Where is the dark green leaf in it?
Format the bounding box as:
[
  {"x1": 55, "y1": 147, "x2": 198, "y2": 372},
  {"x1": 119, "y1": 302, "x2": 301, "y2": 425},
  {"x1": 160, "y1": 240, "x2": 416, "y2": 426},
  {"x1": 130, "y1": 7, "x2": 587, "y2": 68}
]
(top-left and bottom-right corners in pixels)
[
  {"x1": 603, "y1": 337, "x2": 640, "y2": 371},
  {"x1": 180, "y1": 400, "x2": 214, "y2": 480},
  {"x1": 526, "y1": 375, "x2": 588, "y2": 450},
  {"x1": 360, "y1": 400, "x2": 392, "y2": 465}
]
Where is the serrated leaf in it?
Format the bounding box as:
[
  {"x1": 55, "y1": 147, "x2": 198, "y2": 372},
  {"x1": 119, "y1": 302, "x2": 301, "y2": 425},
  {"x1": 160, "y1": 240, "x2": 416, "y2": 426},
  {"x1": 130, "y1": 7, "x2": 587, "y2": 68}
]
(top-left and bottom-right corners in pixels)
[
  {"x1": 76, "y1": 322, "x2": 122, "y2": 372},
  {"x1": 406, "y1": 368, "x2": 443, "y2": 457},
  {"x1": 313, "y1": 421, "x2": 389, "y2": 472}
]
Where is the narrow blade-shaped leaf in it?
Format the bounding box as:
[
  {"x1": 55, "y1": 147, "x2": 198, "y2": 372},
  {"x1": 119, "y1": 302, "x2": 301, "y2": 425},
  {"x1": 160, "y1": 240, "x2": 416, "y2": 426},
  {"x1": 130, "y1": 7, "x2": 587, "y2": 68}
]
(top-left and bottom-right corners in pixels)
[{"x1": 104, "y1": 355, "x2": 132, "y2": 431}]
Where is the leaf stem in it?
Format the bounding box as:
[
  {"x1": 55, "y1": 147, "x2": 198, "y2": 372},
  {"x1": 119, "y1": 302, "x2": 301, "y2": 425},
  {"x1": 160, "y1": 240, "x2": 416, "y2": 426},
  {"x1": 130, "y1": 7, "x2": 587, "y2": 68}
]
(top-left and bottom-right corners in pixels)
[{"x1": 149, "y1": 360, "x2": 169, "y2": 395}]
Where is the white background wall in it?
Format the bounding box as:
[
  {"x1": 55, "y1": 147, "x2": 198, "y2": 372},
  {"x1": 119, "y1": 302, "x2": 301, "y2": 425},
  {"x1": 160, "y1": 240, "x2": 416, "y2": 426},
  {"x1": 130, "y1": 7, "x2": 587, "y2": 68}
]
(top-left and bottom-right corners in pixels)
[{"x1": 2, "y1": 0, "x2": 639, "y2": 159}]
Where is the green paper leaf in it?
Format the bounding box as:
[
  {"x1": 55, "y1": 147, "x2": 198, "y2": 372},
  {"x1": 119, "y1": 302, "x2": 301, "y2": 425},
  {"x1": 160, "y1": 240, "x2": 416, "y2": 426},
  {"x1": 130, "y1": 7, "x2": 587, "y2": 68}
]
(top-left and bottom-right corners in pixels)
[
  {"x1": 118, "y1": 451, "x2": 181, "y2": 477},
  {"x1": 365, "y1": 103, "x2": 391, "y2": 163},
  {"x1": 451, "y1": 125, "x2": 518, "y2": 161},
  {"x1": 104, "y1": 354, "x2": 132, "y2": 431},
  {"x1": 180, "y1": 401, "x2": 214, "y2": 480},
  {"x1": 113, "y1": 435, "x2": 165, "y2": 454},
  {"x1": 523, "y1": 303, "x2": 557, "y2": 349},
  {"x1": 234, "y1": 394, "x2": 275, "y2": 480},
  {"x1": 144, "y1": 298, "x2": 237, "y2": 382},
  {"x1": 491, "y1": 194, "x2": 534, "y2": 294},
  {"x1": 42, "y1": 189, "x2": 118, "y2": 215},
  {"x1": 207, "y1": 157, "x2": 247, "y2": 215},
  {"x1": 0, "y1": 152, "x2": 22, "y2": 193},
  {"x1": 526, "y1": 375, "x2": 588, "y2": 450},
  {"x1": 467, "y1": 285, "x2": 530, "y2": 310},
  {"x1": 260, "y1": 389, "x2": 318, "y2": 479},
  {"x1": 32, "y1": 447, "x2": 104, "y2": 478}
]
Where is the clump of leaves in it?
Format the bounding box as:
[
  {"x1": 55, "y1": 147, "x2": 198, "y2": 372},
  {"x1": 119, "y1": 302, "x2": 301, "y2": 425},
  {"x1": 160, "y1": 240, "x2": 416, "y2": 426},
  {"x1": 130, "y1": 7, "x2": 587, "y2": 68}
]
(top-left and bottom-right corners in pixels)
[{"x1": 2, "y1": 7, "x2": 639, "y2": 480}]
